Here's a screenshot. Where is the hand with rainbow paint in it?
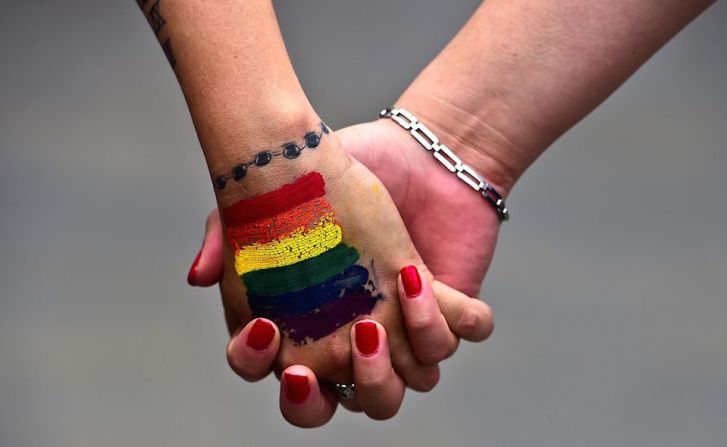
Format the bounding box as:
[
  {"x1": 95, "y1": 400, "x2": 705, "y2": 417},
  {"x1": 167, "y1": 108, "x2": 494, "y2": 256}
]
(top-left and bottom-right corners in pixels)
[
  {"x1": 146, "y1": 0, "x2": 713, "y2": 429},
  {"x1": 189, "y1": 120, "x2": 499, "y2": 425},
  {"x1": 213, "y1": 119, "x2": 495, "y2": 406},
  {"x1": 145, "y1": 0, "x2": 495, "y2": 428}
]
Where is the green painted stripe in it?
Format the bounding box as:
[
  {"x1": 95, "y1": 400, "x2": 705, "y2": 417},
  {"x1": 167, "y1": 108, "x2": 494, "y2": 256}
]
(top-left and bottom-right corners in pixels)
[{"x1": 242, "y1": 243, "x2": 360, "y2": 296}]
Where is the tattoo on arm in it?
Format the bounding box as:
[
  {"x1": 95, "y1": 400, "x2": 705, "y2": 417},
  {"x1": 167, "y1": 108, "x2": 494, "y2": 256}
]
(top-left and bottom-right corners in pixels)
[
  {"x1": 148, "y1": 1, "x2": 166, "y2": 34},
  {"x1": 161, "y1": 39, "x2": 175, "y2": 67},
  {"x1": 214, "y1": 122, "x2": 330, "y2": 191},
  {"x1": 137, "y1": 0, "x2": 176, "y2": 68}
]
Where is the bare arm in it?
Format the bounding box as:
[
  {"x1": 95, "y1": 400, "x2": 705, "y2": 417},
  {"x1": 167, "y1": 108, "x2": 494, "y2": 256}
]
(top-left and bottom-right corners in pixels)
[
  {"x1": 138, "y1": 1, "x2": 484, "y2": 425},
  {"x1": 397, "y1": 0, "x2": 715, "y2": 192},
  {"x1": 138, "y1": 0, "x2": 317, "y2": 183}
]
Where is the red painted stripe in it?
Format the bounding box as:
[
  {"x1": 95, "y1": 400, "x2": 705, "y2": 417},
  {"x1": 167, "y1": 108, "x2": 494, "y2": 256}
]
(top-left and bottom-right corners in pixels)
[
  {"x1": 222, "y1": 172, "x2": 326, "y2": 226},
  {"x1": 225, "y1": 197, "x2": 332, "y2": 249}
]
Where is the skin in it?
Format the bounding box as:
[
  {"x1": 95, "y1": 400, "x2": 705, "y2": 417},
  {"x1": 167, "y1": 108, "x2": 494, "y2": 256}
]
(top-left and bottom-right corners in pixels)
[
  {"x1": 185, "y1": 0, "x2": 716, "y2": 426},
  {"x1": 396, "y1": 0, "x2": 716, "y2": 189},
  {"x1": 139, "y1": 0, "x2": 492, "y2": 405},
  {"x1": 207, "y1": 249, "x2": 484, "y2": 424},
  {"x1": 216, "y1": 128, "x2": 464, "y2": 385},
  {"x1": 193, "y1": 122, "x2": 498, "y2": 423}
]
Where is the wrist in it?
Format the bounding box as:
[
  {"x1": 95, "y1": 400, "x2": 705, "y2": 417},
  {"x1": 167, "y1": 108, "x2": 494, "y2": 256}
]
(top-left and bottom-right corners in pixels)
[
  {"x1": 209, "y1": 115, "x2": 352, "y2": 209},
  {"x1": 194, "y1": 95, "x2": 319, "y2": 186},
  {"x1": 396, "y1": 90, "x2": 540, "y2": 196},
  {"x1": 194, "y1": 93, "x2": 316, "y2": 159},
  {"x1": 376, "y1": 107, "x2": 510, "y2": 222}
]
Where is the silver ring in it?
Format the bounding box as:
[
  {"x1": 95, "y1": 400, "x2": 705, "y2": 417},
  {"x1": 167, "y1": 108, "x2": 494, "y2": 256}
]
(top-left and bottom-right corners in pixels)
[{"x1": 333, "y1": 383, "x2": 356, "y2": 400}]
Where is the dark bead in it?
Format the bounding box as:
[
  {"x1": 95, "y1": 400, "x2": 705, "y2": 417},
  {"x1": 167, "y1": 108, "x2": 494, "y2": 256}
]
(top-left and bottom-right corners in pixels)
[
  {"x1": 215, "y1": 176, "x2": 227, "y2": 190},
  {"x1": 304, "y1": 132, "x2": 320, "y2": 149},
  {"x1": 282, "y1": 143, "x2": 301, "y2": 159},
  {"x1": 320, "y1": 122, "x2": 329, "y2": 134},
  {"x1": 232, "y1": 164, "x2": 247, "y2": 180},
  {"x1": 254, "y1": 151, "x2": 273, "y2": 166}
]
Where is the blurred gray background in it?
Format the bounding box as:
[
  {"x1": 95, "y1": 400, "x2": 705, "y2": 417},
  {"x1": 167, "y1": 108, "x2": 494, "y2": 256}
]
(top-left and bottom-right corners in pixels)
[{"x1": 1, "y1": 1, "x2": 726, "y2": 446}]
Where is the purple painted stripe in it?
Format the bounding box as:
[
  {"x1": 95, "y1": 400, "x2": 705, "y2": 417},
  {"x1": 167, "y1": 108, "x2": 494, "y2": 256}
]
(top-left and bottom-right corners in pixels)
[{"x1": 272, "y1": 290, "x2": 383, "y2": 345}]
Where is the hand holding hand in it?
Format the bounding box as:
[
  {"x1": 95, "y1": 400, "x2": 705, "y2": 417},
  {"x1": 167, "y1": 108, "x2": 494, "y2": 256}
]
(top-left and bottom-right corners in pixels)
[
  {"x1": 193, "y1": 211, "x2": 492, "y2": 425},
  {"x1": 189, "y1": 121, "x2": 499, "y2": 426},
  {"x1": 208, "y1": 123, "x2": 492, "y2": 389}
]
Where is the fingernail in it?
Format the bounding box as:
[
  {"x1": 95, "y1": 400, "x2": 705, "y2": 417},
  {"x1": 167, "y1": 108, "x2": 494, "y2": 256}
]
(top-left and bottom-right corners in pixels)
[
  {"x1": 246, "y1": 319, "x2": 275, "y2": 351},
  {"x1": 401, "y1": 265, "x2": 422, "y2": 298},
  {"x1": 283, "y1": 372, "x2": 310, "y2": 404},
  {"x1": 187, "y1": 250, "x2": 201, "y2": 286},
  {"x1": 354, "y1": 321, "x2": 379, "y2": 356}
]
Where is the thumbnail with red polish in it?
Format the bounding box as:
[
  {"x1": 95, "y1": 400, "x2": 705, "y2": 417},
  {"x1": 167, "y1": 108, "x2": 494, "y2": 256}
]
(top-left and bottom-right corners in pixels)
[
  {"x1": 283, "y1": 372, "x2": 310, "y2": 404},
  {"x1": 246, "y1": 319, "x2": 275, "y2": 351}
]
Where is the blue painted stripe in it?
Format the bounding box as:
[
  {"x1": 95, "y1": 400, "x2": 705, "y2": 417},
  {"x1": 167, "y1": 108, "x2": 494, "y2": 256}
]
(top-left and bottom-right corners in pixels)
[{"x1": 247, "y1": 264, "x2": 369, "y2": 318}]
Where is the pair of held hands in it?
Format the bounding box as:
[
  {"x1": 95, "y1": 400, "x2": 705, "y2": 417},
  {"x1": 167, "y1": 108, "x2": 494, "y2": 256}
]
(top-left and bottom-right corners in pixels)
[{"x1": 188, "y1": 118, "x2": 501, "y2": 427}]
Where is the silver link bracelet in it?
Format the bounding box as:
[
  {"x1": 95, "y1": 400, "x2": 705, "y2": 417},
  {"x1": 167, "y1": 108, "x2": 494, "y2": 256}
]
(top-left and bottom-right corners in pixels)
[{"x1": 379, "y1": 107, "x2": 510, "y2": 222}]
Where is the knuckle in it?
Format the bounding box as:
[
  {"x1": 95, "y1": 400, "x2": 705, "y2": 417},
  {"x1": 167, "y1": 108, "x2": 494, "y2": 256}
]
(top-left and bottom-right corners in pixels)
[
  {"x1": 457, "y1": 304, "x2": 494, "y2": 341},
  {"x1": 456, "y1": 309, "x2": 480, "y2": 335},
  {"x1": 406, "y1": 367, "x2": 440, "y2": 392},
  {"x1": 417, "y1": 336, "x2": 459, "y2": 364},
  {"x1": 407, "y1": 313, "x2": 437, "y2": 335},
  {"x1": 366, "y1": 405, "x2": 401, "y2": 421},
  {"x1": 357, "y1": 374, "x2": 390, "y2": 390},
  {"x1": 410, "y1": 315, "x2": 456, "y2": 364},
  {"x1": 414, "y1": 343, "x2": 449, "y2": 365},
  {"x1": 446, "y1": 337, "x2": 460, "y2": 358}
]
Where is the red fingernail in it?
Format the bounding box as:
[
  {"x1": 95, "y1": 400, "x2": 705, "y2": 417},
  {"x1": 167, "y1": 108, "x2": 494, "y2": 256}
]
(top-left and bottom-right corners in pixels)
[
  {"x1": 246, "y1": 319, "x2": 275, "y2": 351},
  {"x1": 401, "y1": 265, "x2": 422, "y2": 298},
  {"x1": 354, "y1": 321, "x2": 379, "y2": 356},
  {"x1": 187, "y1": 251, "x2": 201, "y2": 286},
  {"x1": 283, "y1": 372, "x2": 310, "y2": 404}
]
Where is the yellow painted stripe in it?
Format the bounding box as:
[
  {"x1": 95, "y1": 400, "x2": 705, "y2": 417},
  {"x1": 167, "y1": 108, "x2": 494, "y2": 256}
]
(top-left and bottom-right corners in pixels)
[{"x1": 234, "y1": 216, "x2": 343, "y2": 275}]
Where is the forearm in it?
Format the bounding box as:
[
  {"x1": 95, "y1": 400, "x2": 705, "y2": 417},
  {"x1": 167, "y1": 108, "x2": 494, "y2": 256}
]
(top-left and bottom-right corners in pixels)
[
  {"x1": 398, "y1": 0, "x2": 714, "y2": 192},
  {"x1": 138, "y1": 0, "x2": 318, "y2": 191}
]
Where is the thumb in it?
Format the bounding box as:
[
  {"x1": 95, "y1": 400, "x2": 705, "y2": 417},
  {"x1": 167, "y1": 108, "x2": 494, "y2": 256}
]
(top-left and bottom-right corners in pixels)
[
  {"x1": 187, "y1": 209, "x2": 225, "y2": 287},
  {"x1": 431, "y1": 280, "x2": 494, "y2": 342}
]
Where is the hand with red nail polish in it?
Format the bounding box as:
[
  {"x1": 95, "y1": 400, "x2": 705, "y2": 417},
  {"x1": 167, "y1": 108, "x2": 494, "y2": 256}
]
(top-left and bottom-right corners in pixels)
[
  {"x1": 189, "y1": 124, "x2": 499, "y2": 427},
  {"x1": 216, "y1": 257, "x2": 491, "y2": 426},
  {"x1": 211, "y1": 128, "x2": 449, "y2": 390}
]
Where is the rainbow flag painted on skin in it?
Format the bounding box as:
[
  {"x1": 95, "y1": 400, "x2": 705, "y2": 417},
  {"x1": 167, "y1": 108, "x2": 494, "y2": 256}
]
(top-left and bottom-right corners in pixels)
[{"x1": 223, "y1": 172, "x2": 382, "y2": 344}]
